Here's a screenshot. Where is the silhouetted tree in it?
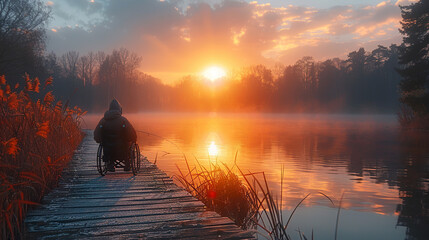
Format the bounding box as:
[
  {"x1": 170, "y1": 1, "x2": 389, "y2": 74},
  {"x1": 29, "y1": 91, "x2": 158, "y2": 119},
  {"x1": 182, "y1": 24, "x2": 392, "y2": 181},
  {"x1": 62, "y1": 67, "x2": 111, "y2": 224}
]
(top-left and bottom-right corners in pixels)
[
  {"x1": 0, "y1": 0, "x2": 50, "y2": 81},
  {"x1": 96, "y1": 48, "x2": 142, "y2": 109},
  {"x1": 367, "y1": 45, "x2": 402, "y2": 111},
  {"x1": 43, "y1": 52, "x2": 62, "y2": 78},
  {"x1": 398, "y1": 0, "x2": 429, "y2": 118},
  {"x1": 276, "y1": 64, "x2": 304, "y2": 111},
  {"x1": 346, "y1": 48, "x2": 368, "y2": 109},
  {"x1": 318, "y1": 59, "x2": 343, "y2": 108},
  {"x1": 60, "y1": 51, "x2": 79, "y2": 80},
  {"x1": 239, "y1": 65, "x2": 274, "y2": 110}
]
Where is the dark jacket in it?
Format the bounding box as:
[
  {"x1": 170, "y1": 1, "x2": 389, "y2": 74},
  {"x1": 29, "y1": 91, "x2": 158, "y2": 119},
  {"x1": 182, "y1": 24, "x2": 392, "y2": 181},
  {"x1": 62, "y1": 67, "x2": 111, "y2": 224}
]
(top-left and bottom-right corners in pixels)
[{"x1": 94, "y1": 99, "x2": 137, "y2": 146}]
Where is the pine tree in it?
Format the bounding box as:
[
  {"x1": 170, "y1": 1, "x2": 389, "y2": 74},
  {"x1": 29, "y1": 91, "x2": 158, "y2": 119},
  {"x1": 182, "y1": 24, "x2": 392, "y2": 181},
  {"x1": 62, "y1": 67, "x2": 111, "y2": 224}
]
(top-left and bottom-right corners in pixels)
[{"x1": 398, "y1": 0, "x2": 429, "y2": 117}]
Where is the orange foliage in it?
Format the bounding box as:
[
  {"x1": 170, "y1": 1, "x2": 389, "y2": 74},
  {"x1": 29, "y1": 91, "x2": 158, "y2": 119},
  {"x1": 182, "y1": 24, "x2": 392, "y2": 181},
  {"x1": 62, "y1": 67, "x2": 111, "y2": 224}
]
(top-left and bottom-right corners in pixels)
[
  {"x1": 0, "y1": 75, "x2": 83, "y2": 239},
  {"x1": 32, "y1": 78, "x2": 40, "y2": 93},
  {"x1": 36, "y1": 121, "x2": 50, "y2": 139},
  {"x1": 43, "y1": 91, "x2": 54, "y2": 105},
  {"x1": 3, "y1": 137, "x2": 20, "y2": 156},
  {"x1": 26, "y1": 81, "x2": 32, "y2": 92},
  {"x1": 25, "y1": 101, "x2": 31, "y2": 110},
  {"x1": 7, "y1": 92, "x2": 19, "y2": 111},
  {"x1": 44, "y1": 77, "x2": 53, "y2": 87},
  {"x1": 54, "y1": 101, "x2": 62, "y2": 113}
]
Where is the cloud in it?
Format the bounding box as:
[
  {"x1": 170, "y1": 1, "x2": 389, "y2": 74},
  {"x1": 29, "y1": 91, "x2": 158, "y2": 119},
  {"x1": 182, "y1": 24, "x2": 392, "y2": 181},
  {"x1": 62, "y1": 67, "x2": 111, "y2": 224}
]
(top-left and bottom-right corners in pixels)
[
  {"x1": 47, "y1": 1, "x2": 73, "y2": 21},
  {"x1": 47, "y1": 0, "x2": 404, "y2": 77},
  {"x1": 269, "y1": 1, "x2": 403, "y2": 63},
  {"x1": 63, "y1": 0, "x2": 103, "y2": 14},
  {"x1": 395, "y1": 0, "x2": 418, "y2": 6}
]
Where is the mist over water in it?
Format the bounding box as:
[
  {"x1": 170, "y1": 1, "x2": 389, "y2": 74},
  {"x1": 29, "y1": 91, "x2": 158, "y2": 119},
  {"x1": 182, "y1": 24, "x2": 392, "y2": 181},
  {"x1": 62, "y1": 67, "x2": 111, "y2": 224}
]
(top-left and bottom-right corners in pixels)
[{"x1": 84, "y1": 113, "x2": 429, "y2": 240}]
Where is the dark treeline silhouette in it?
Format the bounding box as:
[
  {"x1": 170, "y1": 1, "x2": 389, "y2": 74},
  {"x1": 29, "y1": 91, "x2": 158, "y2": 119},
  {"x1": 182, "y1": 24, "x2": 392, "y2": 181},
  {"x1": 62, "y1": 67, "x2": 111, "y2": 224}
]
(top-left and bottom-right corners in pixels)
[
  {"x1": 397, "y1": 0, "x2": 429, "y2": 127},
  {"x1": 35, "y1": 45, "x2": 401, "y2": 113}
]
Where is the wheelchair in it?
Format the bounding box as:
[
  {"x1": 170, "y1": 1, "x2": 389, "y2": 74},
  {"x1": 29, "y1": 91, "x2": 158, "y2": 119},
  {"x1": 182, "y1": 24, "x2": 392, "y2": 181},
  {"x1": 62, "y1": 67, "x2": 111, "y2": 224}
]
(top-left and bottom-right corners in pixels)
[{"x1": 96, "y1": 142, "x2": 141, "y2": 176}]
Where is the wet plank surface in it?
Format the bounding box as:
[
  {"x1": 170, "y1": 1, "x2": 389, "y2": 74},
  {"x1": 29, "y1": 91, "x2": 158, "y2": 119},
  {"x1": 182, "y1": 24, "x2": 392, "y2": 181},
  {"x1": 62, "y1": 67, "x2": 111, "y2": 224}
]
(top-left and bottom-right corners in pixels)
[{"x1": 24, "y1": 131, "x2": 254, "y2": 239}]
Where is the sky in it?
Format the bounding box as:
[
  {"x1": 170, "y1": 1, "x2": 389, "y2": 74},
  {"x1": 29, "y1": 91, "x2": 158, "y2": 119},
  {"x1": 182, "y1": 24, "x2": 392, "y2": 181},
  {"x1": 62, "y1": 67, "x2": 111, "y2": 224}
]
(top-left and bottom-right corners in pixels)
[{"x1": 43, "y1": 0, "x2": 417, "y2": 83}]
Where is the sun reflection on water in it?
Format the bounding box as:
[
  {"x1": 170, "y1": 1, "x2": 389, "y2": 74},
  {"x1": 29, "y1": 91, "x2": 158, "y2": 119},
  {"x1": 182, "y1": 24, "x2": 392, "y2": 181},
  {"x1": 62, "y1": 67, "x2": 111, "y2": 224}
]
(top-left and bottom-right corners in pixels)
[{"x1": 208, "y1": 141, "x2": 219, "y2": 157}]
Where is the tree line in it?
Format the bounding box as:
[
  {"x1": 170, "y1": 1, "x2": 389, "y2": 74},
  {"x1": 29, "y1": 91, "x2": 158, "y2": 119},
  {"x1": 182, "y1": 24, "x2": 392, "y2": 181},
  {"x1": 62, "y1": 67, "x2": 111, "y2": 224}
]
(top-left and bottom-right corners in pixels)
[
  {"x1": 4, "y1": 42, "x2": 403, "y2": 113},
  {"x1": 34, "y1": 44, "x2": 401, "y2": 113}
]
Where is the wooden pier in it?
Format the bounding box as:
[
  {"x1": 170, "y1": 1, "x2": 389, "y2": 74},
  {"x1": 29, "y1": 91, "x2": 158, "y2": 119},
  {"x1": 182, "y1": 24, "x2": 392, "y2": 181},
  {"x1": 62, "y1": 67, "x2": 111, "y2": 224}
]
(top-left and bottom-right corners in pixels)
[{"x1": 24, "y1": 131, "x2": 254, "y2": 239}]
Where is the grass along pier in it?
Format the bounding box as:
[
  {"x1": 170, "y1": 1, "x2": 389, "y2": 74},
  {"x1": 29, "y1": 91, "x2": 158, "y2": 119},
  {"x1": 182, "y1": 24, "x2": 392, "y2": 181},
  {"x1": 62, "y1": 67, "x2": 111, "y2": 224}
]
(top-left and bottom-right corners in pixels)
[{"x1": 24, "y1": 131, "x2": 254, "y2": 239}]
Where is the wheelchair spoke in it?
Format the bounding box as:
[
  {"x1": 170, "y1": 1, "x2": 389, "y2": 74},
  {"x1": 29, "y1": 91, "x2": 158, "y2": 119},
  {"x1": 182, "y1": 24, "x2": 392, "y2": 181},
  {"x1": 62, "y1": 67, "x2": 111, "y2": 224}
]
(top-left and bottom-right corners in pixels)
[
  {"x1": 96, "y1": 145, "x2": 107, "y2": 176},
  {"x1": 130, "y1": 143, "x2": 140, "y2": 175}
]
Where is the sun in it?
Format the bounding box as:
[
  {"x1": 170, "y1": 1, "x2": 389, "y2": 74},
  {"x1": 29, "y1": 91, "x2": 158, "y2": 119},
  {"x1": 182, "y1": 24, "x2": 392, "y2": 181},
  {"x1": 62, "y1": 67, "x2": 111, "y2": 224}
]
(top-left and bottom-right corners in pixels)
[{"x1": 202, "y1": 66, "x2": 226, "y2": 82}]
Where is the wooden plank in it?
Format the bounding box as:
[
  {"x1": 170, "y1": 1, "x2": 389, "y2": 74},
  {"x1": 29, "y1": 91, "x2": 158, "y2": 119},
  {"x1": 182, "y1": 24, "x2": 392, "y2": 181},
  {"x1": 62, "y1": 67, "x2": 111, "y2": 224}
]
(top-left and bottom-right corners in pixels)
[
  {"x1": 26, "y1": 201, "x2": 205, "y2": 217},
  {"x1": 25, "y1": 207, "x2": 208, "y2": 225},
  {"x1": 27, "y1": 211, "x2": 220, "y2": 232},
  {"x1": 36, "y1": 196, "x2": 201, "y2": 211},
  {"x1": 24, "y1": 131, "x2": 254, "y2": 239},
  {"x1": 27, "y1": 217, "x2": 250, "y2": 240}
]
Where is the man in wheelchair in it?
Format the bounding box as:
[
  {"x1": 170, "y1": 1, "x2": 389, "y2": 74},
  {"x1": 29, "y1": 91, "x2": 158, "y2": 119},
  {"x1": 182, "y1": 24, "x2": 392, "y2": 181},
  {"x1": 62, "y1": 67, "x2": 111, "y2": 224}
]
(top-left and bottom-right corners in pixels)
[{"x1": 94, "y1": 99, "x2": 137, "y2": 172}]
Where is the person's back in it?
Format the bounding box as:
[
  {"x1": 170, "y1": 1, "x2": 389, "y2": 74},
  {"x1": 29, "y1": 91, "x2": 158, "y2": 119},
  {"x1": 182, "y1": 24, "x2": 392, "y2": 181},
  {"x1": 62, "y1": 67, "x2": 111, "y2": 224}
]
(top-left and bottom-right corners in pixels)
[{"x1": 94, "y1": 99, "x2": 136, "y2": 171}]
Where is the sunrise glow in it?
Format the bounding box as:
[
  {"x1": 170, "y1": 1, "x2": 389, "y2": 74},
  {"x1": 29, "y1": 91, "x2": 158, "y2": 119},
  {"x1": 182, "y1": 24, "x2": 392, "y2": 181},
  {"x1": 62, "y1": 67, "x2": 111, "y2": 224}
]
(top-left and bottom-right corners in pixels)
[
  {"x1": 202, "y1": 66, "x2": 226, "y2": 82},
  {"x1": 3, "y1": 0, "x2": 427, "y2": 239}
]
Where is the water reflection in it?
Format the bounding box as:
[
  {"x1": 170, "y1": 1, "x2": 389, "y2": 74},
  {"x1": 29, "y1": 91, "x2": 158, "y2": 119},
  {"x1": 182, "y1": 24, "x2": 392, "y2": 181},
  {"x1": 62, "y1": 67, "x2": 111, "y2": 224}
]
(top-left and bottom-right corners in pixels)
[
  {"x1": 396, "y1": 131, "x2": 429, "y2": 240},
  {"x1": 208, "y1": 141, "x2": 219, "y2": 157},
  {"x1": 83, "y1": 113, "x2": 429, "y2": 240}
]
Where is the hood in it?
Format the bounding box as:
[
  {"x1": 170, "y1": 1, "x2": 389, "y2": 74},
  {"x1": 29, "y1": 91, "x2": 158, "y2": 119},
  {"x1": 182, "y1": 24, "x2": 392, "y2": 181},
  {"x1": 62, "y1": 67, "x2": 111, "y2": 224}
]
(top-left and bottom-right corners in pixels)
[{"x1": 104, "y1": 99, "x2": 122, "y2": 120}]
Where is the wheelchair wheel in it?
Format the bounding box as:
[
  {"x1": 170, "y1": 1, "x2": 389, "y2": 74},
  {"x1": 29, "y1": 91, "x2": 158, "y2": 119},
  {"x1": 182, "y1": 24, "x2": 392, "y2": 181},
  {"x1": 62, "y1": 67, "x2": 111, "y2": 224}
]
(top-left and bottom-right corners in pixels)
[
  {"x1": 130, "y1": 143, "x2": 141, "y2": 175},
  {"x1": 135, "y1": 144, "x2": 141, "y2": 172},
  {"x1": 97, "y1": 144, "x2": 107, "y2": 176}
]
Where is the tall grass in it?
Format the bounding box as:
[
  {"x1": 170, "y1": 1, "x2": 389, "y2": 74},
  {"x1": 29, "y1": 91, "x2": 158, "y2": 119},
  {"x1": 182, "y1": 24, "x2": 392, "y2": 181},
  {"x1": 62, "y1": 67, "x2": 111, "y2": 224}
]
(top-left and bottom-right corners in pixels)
[
  {"x1": 0, "y1": 75, "x2": 84, "y2": 239},
  {"x1": 175, "y1": 155, "x2": 259, "y2": 229},
  {"x1": 175, "y1": 154, "x2": 337, "y2": 239}
]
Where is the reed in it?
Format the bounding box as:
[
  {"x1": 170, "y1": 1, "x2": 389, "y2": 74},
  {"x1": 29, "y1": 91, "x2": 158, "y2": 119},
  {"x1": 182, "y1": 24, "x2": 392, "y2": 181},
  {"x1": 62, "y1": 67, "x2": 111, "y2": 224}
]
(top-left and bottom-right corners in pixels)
[
  {"x1": 174, "y1": 154, "x2": 259, "y2": 229},
  {"x1": 0, "y1": 75, "x2": 84, "y2": 239},
  {"x1": 175, "y1": 153, "x2": 337, "y2": 239}
]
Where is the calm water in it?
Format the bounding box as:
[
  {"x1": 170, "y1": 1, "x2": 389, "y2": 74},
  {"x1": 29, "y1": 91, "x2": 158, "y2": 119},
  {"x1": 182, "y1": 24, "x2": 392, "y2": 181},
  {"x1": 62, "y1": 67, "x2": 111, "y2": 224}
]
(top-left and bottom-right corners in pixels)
[{"x1": 84, "y1": 113, "x2": 429, "y2": 240}]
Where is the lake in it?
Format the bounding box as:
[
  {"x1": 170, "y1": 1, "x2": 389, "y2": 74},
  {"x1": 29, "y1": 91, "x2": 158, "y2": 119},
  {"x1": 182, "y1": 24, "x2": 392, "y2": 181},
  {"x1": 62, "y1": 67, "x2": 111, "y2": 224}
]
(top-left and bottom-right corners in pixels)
[{"x1": 83, "y1": 113, "x2": 429, "y2": 240}]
